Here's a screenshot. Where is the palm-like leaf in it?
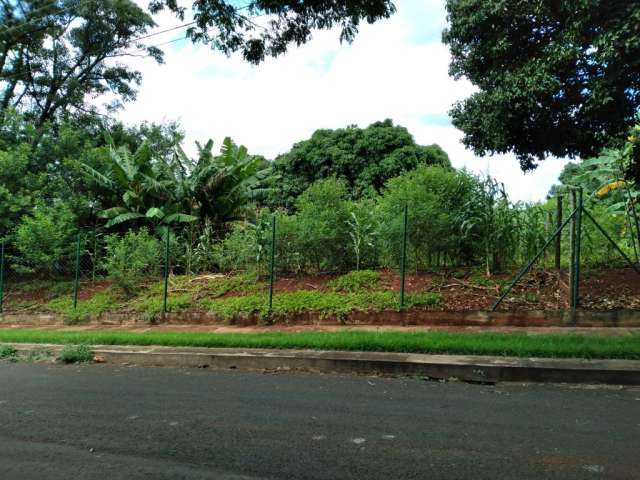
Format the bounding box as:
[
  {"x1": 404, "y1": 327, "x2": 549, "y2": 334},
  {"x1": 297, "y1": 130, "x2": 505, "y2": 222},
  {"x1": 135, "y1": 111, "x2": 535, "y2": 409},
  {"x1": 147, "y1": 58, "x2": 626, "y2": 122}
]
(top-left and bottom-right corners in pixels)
[
  {"x1": 163, "y1": 213, "x2": 198, "y2": 224},
  {"x1": 105, "y1": 212, "x2": 146, "y2": 228}
]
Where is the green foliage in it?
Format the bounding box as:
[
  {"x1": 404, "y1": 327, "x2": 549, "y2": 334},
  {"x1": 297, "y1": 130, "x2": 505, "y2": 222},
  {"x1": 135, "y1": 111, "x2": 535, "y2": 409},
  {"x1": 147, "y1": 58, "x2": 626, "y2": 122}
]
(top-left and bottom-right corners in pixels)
[
  {"x1": 0, "y1": 143, "x2": 44, "y2": 236},
  {"x1": 133, "y1": 293, "x2": 192, "y2": 319},
  {"x1": 203, "y1": 274, "x2": 265, "y2": 298},
  {"x1": 81, "y1": 140, "x2": 197, "y2": 232},
  {"x1": 182, "y1": 137, "x2": 275, "y2": 230},
  {"x1": 547, "y1": 122, "x2": 640, "y2": 265},
  {"x1": 328, "y1": 270, "x2": 381, "y2": 292},
  {"x1": 345, "y1": 203, "x2": 378, "y2": 270},
  {"x1": 2, "y1": 329, "x2": 639, "y2": 360},
  {"x1": 102, "y1": 229, "x2": 162, "y2": 295},
  {"x1": 271, "y1": 120, "x2": 451, "y2": 209},
  {"x1": 201, "y1": 289, "x2": 441, "y2": 322},
  {"x1": 0, "y1": 345, "x2": 18, "y2": 361},
  {"x1": 293, "y1": 178, "x2": 352, "y2": 272},
  {"x1": 457, "y1": 176, "x2": 519, "y2": 275},
  {"x1": 377, "y1": 166, "x2": 476, "y2": 269},
  {"x1": 12, "y1": 203, "x2": 77, "y2": 276},
  {"x1": 217, "y1": 216, "x2": 270, "y2": 274},
  {"x1": 58, "y1": 344, "x2": 93, "y2": 364},
  {"x1": 443, "y1": 0, "x2": 640, "y2": 172},
  {"x1": 150, "y1": 0, "x2": 396, "y2": 64},
  {"x1": 1, "y1": 0, "x2": 162, "y2": 128},
  {"x1": 46, "y1": 289, "x2": 118, "y2": 320},
  {"x1": 186, "y1": 221, "x2": 222, "y2": 274}
]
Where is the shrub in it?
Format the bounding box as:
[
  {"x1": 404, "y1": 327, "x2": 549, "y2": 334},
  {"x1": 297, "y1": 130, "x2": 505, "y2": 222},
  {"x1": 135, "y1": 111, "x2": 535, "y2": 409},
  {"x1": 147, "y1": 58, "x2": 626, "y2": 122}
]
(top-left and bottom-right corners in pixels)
[
  {"x1": 293, "y1": 178, "x2": 352, "y2": 272},
  {"x1": 102, "y1": 229, "x2": 162, "y2": 296},
  {"x1": 12, "y1": 203, "x2": 77, "y2": 277},
  {"x1": 376, "y1": 166, "x2": 476, "y2": 270},
  {"x1": 0, "y1": 345, "x2": 18, "y2": 361},
  {"x1": 218, "y1": 215, "x2": 270, "y2": 274},
  {"x1": 188, "y1": 221, "x2": 223, "y2": 274},
  {"x1": 58, "y1": 344, "x2": 93, "y2": 364},
  {"x1": 327, "y1": 270, "x2": 381, "y2": 292}
]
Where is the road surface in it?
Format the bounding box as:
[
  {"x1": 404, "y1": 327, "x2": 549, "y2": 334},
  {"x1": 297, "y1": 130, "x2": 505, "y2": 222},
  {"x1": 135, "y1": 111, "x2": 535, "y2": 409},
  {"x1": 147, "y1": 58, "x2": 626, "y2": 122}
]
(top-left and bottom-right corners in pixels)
[{"x1": 0, "y1": 363, "x2": 638, "y2": 479}]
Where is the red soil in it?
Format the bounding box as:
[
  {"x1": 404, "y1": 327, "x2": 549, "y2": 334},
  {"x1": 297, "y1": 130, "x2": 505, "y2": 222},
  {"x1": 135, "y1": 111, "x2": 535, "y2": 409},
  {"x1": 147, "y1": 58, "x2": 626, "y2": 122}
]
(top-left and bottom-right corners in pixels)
[{"x1": 3, "y1": 267, "x2": 640, "y2": 313}]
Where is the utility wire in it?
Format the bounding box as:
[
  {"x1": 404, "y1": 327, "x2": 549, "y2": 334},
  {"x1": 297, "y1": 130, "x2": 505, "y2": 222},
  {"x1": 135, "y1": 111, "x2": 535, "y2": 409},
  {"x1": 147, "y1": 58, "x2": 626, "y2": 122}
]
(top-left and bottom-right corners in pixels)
[
  {"x1": 0, "y1": 3, "x2": 267, "y2": 81},
  {"x1": 132, "y1": 9, "x2": 269, "y2": 56},
  {"x1": 1, "y1": 1, "x2": 255, "y2": 39}
]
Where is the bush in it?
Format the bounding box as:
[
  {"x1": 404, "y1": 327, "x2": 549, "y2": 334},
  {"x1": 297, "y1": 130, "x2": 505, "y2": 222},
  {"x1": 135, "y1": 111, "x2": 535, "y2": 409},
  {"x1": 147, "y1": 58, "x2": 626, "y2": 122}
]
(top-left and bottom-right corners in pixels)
[
  {"x1": 0, "y1": 345, "x2": 18, "y2": 361},
  {"x1": 12, "y1": 203, "x2": 77, "y2": 277},
  {"x1": 102, "y1": 229, "x2": 162, "y2": 295},
  {"x1": 58, "y1": 344, "x2": 93, "y2": 363},
  {"x1": 293, "y1": 178, "x2": 352, "y2": 272},
  {"x1": 218, "y1": 215, "x2": 270, "y2": 274},
  {"x1": 376, "y1": 166, "x2": 476, "y2": 270}
]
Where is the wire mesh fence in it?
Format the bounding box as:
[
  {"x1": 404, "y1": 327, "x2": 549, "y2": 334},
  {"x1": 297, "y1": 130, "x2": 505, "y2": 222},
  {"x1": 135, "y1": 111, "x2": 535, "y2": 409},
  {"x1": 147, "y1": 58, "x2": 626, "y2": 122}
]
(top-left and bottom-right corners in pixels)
[{"x1": 0, "y1": 195, "x2": 637, "y2": 316}]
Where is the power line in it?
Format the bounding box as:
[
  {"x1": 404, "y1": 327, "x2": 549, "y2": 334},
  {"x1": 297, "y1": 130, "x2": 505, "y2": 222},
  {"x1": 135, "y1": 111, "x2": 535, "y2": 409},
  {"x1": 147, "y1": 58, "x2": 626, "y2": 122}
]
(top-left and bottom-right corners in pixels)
[
  {"x1": 132, "y1": 21, "x2": 197, "y2": 43},
  {"x1": 132, "y1": 9, "x2": 269, "y2": 56},
  {"x1": 0, "y1": 4, "x2": 269, "y2": 81},
  {"x1": 1, "y1": 1, "x2": 256, "y2": 40}
]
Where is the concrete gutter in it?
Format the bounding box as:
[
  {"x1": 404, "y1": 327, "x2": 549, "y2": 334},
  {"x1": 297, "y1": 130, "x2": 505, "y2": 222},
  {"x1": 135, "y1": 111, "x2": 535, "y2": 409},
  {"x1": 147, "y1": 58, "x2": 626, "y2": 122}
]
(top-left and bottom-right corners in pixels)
[{"x1": 7, "y1": 343, "x2": 640, "y2": 385}]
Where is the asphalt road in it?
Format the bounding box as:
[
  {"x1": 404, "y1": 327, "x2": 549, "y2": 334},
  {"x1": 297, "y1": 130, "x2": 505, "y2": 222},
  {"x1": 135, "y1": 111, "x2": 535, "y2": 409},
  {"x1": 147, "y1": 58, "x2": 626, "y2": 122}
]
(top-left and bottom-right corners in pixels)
[{"x1": 0, "y1": 363, "x2": 638, "y2": 480}]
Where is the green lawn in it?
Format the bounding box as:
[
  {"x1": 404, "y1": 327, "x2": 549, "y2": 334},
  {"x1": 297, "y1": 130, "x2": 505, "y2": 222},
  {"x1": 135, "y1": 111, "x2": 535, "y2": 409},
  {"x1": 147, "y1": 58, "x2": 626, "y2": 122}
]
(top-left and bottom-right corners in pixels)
[{"x1": 0, "y1": 329, "x2": 638, "y2": 360}]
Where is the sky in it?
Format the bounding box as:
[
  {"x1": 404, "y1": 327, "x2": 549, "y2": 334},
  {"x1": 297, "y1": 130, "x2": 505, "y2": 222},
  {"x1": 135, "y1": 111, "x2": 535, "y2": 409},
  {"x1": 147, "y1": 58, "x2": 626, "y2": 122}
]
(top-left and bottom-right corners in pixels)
[{"x1": 119, "y1": 0, "x2": 571, "y2": 202}]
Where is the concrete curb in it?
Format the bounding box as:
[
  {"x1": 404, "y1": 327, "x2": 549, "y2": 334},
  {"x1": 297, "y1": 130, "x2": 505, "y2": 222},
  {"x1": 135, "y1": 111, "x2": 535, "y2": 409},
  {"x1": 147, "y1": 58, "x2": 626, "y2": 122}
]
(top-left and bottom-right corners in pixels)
[{"x1": 6, "y1": 343, "x2": 640, "y2": 385}]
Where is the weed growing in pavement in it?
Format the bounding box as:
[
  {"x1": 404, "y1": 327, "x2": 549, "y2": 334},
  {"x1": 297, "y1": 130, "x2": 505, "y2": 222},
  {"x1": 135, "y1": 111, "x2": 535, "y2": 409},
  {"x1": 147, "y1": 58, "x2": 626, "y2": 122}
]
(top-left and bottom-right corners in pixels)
[
  {"x1": 58, "y1": 344, "x2": 94, "y2": 364},
  {"x1": 0, "y1": 345, "x2": 18, "y2": 362}
]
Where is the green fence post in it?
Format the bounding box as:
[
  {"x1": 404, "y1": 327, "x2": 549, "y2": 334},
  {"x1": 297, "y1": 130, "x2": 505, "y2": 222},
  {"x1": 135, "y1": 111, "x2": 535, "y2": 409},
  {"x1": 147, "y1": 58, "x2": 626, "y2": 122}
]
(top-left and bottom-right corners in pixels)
[
  {"x1": 572, "y1": 188, "x2": 583, "y2": 310},
  {"x1": 92, "y1": 228, "x2": 98, "y2": 285},
  {"x1": 72, "y1": 233, "x2": 81, "y2": 310},
  {"x1": 568, "y1": 190, "x2": 577, "y2": 308},
  {"x1": 492, "y1": 208, "x2": 577, "y2": 311},
  {"x1": 0, "y1": 241, "x2": 5, "y2": 314},
  {"x1": 163, "y1": 226, "x2": 170, "y2": 315},
  {"x1": 399, "y1": 204, "x2": 408, "y2": 309},
  {"x1": 555, "y1": 195, "x2": 562, "y2": 269},
  {"x1": 268, "y1": 215, "x2": 276, "y2": 313}
]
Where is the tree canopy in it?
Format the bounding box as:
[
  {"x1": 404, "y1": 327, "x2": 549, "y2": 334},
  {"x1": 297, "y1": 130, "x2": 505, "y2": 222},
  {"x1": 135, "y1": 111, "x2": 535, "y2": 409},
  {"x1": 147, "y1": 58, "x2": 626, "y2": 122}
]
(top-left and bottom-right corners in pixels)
[
  {"x1": 269, "y1": 119, "x2": 451, "y2": 209},
  {"x1": 150, "y1": 0, "x2": 397, "y2": 64},
  {"x1": 1, "y1": 0, "x2": 163, "y2": 131},
  {"x1": 443, "y1": 0, "x2": 640, "y2": 175}
]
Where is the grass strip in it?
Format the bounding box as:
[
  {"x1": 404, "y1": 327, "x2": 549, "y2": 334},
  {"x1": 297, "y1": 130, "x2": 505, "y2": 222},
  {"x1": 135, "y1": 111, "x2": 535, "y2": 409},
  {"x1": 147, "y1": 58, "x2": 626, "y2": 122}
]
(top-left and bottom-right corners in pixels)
[{"x1": 0, "y1": 329, "x2": 638, "y2": 360}]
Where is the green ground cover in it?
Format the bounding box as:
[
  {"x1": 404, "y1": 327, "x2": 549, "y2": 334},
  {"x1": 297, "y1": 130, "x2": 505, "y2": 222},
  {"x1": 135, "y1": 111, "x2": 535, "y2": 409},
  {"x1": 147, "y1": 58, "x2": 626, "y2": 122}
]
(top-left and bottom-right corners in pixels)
[
  {"x1": 0, "y1": 329, "x2": 637, "y2": 360},
  {"x1": 5, "y1": 271, "x2": 442, "y2": 322}
]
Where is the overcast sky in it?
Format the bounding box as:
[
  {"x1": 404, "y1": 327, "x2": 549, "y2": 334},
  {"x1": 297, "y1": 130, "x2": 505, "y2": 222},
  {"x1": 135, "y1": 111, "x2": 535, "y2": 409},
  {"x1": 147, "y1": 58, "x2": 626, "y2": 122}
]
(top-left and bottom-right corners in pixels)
[{"x1": 120, "y1": 0, "x2": 570, "y2": 202}]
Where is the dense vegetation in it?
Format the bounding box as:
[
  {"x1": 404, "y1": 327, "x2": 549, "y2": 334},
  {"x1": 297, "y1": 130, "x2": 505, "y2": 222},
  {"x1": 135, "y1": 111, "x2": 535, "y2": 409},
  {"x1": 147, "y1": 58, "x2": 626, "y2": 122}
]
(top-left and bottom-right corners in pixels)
[
  {"x1": 1, "y1": 0, "x2": 638, "y2": 307},
  {"x1": 1, "y1": 104, "x2": 639, "y2": 291}
]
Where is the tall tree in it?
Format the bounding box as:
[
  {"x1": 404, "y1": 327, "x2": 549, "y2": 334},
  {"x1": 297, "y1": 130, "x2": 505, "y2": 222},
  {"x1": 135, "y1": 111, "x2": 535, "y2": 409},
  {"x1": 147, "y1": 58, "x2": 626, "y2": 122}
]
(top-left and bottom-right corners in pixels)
[
  {"x1": 271, "y1": 119, "x2": 451, "y2": 209},
  {"x1": 149, "y1": 0, "x2": 396, "y2": 64},
  {"x1": 0, "y1": 0, "x2": 163, "y2": 130},
  {"x1": 443, "y1": 1, "x2": 640, "y2": 175}
]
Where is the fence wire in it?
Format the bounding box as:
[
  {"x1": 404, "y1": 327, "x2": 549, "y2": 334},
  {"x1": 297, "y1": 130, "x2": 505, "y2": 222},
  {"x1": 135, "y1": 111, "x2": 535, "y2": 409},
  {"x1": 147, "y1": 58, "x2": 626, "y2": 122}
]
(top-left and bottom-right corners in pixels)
[{"x1": 0, "y1": 198, "x2": 637, "y2": 315}]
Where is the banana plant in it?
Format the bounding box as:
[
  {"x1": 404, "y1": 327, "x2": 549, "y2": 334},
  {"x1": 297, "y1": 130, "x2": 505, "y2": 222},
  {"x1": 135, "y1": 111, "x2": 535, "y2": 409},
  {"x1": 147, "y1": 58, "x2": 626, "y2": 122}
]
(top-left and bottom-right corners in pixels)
[
  {"x1": 78, "y1": 139, "x2": 197, "y2": 233},
  {"x1": 173, "y1": 137, "x2": 276, "y2": 234},
  {"x1": 563, "y1": 119, "x2": 640, "y2": 255}
]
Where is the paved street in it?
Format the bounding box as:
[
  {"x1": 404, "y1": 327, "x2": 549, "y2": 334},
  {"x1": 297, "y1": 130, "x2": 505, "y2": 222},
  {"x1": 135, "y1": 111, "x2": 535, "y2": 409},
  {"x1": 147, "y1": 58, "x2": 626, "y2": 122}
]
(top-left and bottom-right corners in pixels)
[{"x1": 0, "y1": 363, "x2": 638, "y2": 479}]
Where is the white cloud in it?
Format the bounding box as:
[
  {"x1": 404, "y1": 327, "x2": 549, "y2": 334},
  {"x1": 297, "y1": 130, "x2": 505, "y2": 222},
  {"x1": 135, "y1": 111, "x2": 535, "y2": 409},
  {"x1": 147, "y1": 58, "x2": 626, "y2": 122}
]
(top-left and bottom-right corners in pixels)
[{"x1": 119, "y1": 0, "x2": 568, "y2": 202}]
